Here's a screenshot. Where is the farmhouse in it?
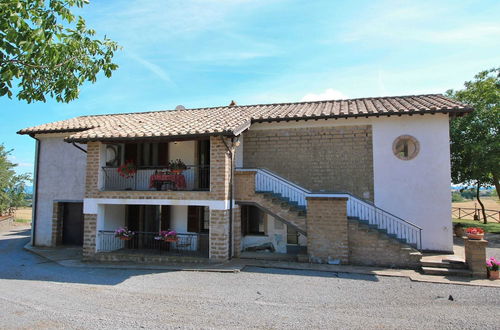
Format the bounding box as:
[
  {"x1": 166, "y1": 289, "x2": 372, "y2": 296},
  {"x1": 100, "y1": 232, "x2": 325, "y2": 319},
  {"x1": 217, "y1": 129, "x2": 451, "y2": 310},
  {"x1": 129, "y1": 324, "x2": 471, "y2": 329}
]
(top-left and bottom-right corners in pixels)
[{"x1": 18, "y1": 94, "x2": 472, "y2": 267}]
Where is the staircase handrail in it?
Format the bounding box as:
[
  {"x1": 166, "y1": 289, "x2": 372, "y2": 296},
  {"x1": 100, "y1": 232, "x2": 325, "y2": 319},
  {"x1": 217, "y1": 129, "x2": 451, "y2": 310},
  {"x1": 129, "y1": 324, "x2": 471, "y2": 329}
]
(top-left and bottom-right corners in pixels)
[{"x1": 236, "y1": 167, "x2": 422, "y2": 249}]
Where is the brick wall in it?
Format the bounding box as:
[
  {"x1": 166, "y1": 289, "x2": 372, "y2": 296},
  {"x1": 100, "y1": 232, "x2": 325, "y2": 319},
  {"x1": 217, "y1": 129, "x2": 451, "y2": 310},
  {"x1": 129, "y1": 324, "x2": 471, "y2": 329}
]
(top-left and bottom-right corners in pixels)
[
  {"x1": 82, "y1": 214, "x2": 97, "y2": 260},
  {"x1": 243, "y1": 125, "x2": 374, "y2": 199},
  {"x1": 348, "y1": 220, "x2": 421, "y2": 268},
  {"x1": 232, "y1": 206, "x2": 241, "y2": 258},
  {"x1": 51, "y1": 202, "x2": 63, "y2": 246},
  {"x1": 464, "y1": 238, "x2": 488, "y2": 278},
  {"x1": 306, "y1": 197, "x2": 349, "y2": 264},
  {"x1": 209, "y1": 209, "x2": 230, "y2": 260}
]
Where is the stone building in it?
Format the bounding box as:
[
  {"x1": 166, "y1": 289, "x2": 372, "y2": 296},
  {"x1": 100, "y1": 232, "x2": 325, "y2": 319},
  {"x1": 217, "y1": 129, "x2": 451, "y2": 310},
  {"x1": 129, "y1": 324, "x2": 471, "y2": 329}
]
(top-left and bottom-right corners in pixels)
[{"x1": 18, "y1": 94, "x2": 472, "y2": 268}]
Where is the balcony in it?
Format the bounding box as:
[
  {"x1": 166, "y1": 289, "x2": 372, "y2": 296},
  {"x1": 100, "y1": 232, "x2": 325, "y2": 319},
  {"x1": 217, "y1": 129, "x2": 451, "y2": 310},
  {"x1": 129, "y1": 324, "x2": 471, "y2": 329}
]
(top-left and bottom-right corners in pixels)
[{"x1": 101, "y1": 165, "x2": 210, "y2": 191}]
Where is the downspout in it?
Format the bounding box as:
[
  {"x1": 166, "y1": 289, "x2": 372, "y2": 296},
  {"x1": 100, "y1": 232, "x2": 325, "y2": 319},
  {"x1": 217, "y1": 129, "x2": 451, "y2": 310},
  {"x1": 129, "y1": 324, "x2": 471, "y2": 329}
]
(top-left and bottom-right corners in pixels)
[
  {"x1": 72, "y1": 142, "x2": 87, "y2": 154},
  {"x1": 31, "y1": 137, "x2": 41, "y2": 246},
  {"x1": 221, "y1": 136, "x2": 235, "y2": 259}
]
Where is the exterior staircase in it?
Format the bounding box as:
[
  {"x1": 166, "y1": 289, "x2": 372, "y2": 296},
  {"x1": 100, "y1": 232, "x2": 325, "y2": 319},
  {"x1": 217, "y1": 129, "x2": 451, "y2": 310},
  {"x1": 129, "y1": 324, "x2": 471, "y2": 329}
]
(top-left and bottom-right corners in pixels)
[
  {"x1": 236, "y1": 168, "x2": 424, "y2": 267},
  {"x1": 421, "y1": 258, "x2": 472, "y2": 277}
]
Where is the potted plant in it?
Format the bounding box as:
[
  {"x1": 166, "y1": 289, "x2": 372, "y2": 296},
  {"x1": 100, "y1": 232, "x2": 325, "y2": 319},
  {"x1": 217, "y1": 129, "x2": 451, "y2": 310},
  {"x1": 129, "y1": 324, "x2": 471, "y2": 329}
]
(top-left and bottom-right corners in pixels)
[
  {"x1": 168, "y1": 159, "x2": 187, "y2": 174},
  {"x1": 117, "y1": 160, "x2": 137, "y2": 178},
  {"x1": 465, "y1": 227, "x2": 485, "y2": 240},
  {"x1": 154, "y1": 230, "x2": 178, "y2": 242},
  {"x1": 486, "y1": 257, "x2": 499, "y2": 280},
  {"x1": 114, "y1": 227, "x2": 135, "y2": 241},
  {"x1": 453, "y1": 223, "x2": 465, "y2": 237}
]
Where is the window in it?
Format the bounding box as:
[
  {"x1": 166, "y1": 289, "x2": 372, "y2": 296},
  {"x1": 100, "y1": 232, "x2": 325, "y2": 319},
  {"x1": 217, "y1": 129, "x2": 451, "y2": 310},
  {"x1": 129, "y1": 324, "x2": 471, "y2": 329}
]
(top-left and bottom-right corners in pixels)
[
  {"x1": 392, "y1": 135, "x2": 419, "y2": 160},
  {"x1": 241, "y1": 205, "x2": 266, "y2": 236}
]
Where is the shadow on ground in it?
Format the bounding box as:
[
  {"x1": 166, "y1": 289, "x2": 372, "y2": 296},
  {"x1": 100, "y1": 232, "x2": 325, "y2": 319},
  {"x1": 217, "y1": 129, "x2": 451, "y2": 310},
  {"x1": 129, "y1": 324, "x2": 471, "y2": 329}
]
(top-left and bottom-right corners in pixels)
[
  {"x1": 0, "y1": 228, "x2": 173, "y2": 286},
  {"x1": 242, "y1": 266, "x2": 379, "y2": 281}
]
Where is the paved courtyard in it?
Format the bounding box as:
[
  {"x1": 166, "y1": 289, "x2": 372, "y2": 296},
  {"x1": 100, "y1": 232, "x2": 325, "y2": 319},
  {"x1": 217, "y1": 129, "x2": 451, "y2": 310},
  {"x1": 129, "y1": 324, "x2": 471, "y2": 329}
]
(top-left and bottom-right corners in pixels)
[{"x1": 1, "y1": 227, "x2": 499, "y2": 329}]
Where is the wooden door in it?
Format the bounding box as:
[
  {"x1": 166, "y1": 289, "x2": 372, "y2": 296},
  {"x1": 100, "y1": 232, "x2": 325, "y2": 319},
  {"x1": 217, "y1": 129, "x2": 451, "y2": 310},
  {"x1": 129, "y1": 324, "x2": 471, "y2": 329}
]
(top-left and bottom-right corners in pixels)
[{"x1": 62, "y1": 202, "x2": 84, "y2": 246}]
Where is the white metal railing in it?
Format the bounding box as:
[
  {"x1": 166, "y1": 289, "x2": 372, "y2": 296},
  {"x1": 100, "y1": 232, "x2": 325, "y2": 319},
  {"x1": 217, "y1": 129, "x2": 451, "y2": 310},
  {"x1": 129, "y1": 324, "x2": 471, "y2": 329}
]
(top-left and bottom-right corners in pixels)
[
  {"x1": 236, "y1": 168, "x2": 422, "y2": 249},
  {"x1": 238, "y1": 168, "x2": 310, "y2": 208}
]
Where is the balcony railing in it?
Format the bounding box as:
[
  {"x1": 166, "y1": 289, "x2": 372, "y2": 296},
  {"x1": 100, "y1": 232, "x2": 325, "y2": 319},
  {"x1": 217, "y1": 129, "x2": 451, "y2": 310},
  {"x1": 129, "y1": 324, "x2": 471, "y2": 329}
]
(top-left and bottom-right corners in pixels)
[
  {"x1": 101, "y1": 165, "x2": 210, "y2": 191},
  {"x1": 97, "y1": 230, "x2": 209, "y2": 258}
]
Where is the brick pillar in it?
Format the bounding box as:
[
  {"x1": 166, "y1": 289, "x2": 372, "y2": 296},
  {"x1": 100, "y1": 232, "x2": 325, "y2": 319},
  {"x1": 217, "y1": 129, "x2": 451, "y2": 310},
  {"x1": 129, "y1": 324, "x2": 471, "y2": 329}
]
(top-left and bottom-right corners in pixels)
[
  {"x1": 51, "y1": 202, "x2": 63, "y2": 247},
  {"x1": 82, "y1": 214, "x2": 97, "y2": 260},
  {"x1": 306, "y1": 197, "x2": 349, "y2": 264},
  {"x1": 85, "y1": 141, "x2": 102, "y2": 198},
  {"x1": 464, "y1": 238, "x2": 488, "y2": 278},
  {"x1": 234, "y1": 170, "x2": 256, "y2": 201},
  {"x1": 209, "y1": 209, "x2": 230, "y2": 261},
  {"x1": 233, "y1": 205, "x2": 242, "y2": 257},
  {"x1": 209, "y1": 136, "x2": 231, "y2": 200}
]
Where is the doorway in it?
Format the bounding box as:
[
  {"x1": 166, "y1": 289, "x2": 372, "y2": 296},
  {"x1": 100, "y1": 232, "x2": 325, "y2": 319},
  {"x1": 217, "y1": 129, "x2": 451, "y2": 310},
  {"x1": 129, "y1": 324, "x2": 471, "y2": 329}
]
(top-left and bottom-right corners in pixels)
[{"x1": 62, "y1": 202, "x2": 84, "y2": 246}]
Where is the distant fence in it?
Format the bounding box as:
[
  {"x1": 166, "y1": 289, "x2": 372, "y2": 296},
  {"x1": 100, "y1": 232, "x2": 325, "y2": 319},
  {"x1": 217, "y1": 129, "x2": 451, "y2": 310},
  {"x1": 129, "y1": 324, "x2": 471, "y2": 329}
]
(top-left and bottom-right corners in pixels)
[
  {"x1": 452, "y1": 207, "x2": 500, "y2": 223},
  {"x1": 0, "y1": 215, "x2": 14, "y2": 232}
]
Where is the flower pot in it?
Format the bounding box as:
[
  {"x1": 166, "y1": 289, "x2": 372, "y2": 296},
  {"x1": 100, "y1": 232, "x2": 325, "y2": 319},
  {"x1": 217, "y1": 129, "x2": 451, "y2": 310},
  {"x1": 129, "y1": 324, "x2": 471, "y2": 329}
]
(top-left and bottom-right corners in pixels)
[
  {"x1": 165, "y1": 237, "x2": 178, "y2": 243},
  {"x1": 467, "y1": 233, "x2": 484, "y2": 240},
  {"x1": 118, "y1": 236, "x2": 133, "y2": 241},
  {"x1": 171, "y1": 169, "x2": 183, "y2": 174},
  {"x1": 489, "y1": 270, "x2": 499, "y2": 280}
]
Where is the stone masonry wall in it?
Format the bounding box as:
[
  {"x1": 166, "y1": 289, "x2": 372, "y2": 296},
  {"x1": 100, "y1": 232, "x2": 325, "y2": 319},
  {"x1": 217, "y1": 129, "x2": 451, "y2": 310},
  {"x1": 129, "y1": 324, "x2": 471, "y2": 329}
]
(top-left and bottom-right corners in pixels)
[
  {"x1": 82, "y1": 214, "x2": 97, "y2": 260},
  {"x1": 51, "y1": 202, "x2": 63, "y2": 246},
  {"x1": 209, "y1": 209, "x2": 230, "y2": 260},
  {"x1": 348, "y1": 220, "x2": 421, "y2": 268},
  {"x1": 306, "y1": 197, "x2": 349, "y2": 264},
  {"x1": 243, "y1": 125, "x2": 374, "y2": 200}
]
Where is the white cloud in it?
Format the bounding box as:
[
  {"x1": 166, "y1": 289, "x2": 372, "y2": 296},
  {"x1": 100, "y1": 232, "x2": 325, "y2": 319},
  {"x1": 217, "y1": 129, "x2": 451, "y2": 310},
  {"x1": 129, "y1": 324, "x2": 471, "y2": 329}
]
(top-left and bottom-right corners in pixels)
[
  {"x1": 301, "y1": 88, "x2": 347, "y2": 102},
  {"x1": 128, "y1": 54, "x2": 176, "y2": 87}
]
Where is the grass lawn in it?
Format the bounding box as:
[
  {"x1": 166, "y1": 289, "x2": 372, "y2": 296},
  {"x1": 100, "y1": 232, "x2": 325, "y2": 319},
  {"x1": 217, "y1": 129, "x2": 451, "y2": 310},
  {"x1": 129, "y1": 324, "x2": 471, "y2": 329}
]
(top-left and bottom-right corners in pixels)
[{"x1": 453, "y1": 219, "x2": 500, "y2": 234}]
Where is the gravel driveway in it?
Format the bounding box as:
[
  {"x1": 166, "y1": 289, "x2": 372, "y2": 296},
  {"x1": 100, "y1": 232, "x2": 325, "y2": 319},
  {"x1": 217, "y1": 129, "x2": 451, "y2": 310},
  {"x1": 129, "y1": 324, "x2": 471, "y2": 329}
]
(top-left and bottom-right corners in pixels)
[{"x1": 1, "y1": 227, "x2": 499, "y2": 329}]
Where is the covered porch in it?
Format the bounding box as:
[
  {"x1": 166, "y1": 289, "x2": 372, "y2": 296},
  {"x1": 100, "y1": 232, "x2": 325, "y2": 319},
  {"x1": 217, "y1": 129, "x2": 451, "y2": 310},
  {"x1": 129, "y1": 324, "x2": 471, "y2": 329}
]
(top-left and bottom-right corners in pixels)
[{"x1": 96, "y1": 204, "x2": 210, "y2": 259}]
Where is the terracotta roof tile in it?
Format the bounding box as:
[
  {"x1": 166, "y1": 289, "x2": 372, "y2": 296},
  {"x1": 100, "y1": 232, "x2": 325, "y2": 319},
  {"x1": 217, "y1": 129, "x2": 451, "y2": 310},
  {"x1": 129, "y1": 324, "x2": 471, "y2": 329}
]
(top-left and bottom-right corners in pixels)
[{"x1": 17, "y1": 94, "x2": 472, "y2": 142}]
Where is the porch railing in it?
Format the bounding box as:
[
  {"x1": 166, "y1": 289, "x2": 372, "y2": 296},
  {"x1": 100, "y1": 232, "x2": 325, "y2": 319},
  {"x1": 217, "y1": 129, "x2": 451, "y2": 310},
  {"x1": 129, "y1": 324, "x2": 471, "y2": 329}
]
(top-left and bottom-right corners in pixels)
[
  {"x1": 101, "y1": 165, "x2": 209, "y2": 191},
  {"x1": 96, "y1": 230, "x2": 209, "y2": 258}
]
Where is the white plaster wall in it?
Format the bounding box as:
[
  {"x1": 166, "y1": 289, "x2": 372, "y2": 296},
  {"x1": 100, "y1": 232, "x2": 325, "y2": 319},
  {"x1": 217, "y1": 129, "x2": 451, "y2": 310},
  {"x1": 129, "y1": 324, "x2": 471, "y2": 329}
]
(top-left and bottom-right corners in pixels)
[
  {"x1": 169, "y1": 141, "x2": 196, "y2": 165},
  {"x1": 235, "y1": 135, "x2": 244, "y2": 168},
  {"x1": 100, "y1": 204, "x2": 126, "y2": 231},
  {"x1": 170, "y1": 205, "x2": 188, "y2": 233},
  {"x1": 35, "y1": 135, "x2": 87, "y2": 246},
  {"x1": 241, "y1": 215, "x2": 288, "y2": 253},
  {"x1": 245, "y1": 114, "x2": 453, "y2": 251},
  {"x1": 372, "y1": 115, "x2": 453, "y2": 251}
]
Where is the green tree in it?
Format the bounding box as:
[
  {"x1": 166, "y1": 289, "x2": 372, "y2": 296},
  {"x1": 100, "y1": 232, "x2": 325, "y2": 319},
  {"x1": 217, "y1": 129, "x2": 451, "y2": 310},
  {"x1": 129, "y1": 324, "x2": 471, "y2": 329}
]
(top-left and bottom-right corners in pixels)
[
  {"x1": 0, "y1": 144, "x2": 31, "y2": 215},
  {"x1": 0, "y1": 0, "x2": 120, "y2": 103},
  {"x1": 447, "y1": 68, "x2": 500, "y2": 223}
]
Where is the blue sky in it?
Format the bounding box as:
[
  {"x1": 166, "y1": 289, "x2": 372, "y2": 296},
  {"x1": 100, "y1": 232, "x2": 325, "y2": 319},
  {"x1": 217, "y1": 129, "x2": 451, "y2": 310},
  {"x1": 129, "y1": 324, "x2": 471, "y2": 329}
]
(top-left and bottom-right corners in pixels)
[{"x1": 1, "y1": 0, "x2": 499, "y2": 175}]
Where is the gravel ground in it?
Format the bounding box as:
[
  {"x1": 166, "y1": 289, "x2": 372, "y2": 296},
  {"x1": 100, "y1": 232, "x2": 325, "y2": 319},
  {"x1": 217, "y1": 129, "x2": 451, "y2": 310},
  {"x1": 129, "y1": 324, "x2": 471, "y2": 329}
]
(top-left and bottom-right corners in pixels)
[{"x1": 1, "y1": 227, "x2": 499, "y2": 329}]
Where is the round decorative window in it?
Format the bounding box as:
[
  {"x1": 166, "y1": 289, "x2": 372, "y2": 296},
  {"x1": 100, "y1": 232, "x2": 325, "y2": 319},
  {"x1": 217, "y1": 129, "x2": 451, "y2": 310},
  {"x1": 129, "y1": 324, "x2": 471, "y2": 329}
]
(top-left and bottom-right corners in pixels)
[{"x1": 392, "y1": 135, "x2": 419, "y2": 160}]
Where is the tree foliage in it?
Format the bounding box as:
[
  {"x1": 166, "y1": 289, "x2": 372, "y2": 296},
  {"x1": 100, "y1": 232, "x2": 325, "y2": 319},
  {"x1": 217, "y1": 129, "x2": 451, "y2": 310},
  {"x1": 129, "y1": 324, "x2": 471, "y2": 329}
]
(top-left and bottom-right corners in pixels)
[
  {"x1": 0, "y1": 144, "x2": 31, "y2": 215},
  {"x1": 0, "y1": 0, "x2": 120, "y2": 103},
  {"x1": 447, "y1": 68, "x2": 500, "y2": 222}
]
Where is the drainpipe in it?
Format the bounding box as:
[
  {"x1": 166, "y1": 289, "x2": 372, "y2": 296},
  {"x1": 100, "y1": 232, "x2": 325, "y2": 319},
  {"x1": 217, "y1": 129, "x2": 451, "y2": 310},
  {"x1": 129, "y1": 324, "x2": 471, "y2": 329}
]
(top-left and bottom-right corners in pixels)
[
  {"x1": 31, "y1": 137, "x2": 41, "y2": 246},
  {"x1": 72, "y1": 142, "x2": 87, "y2": 154},
  {"x1": 221, "y1": 136, "x2": 236, "y2": 259}
]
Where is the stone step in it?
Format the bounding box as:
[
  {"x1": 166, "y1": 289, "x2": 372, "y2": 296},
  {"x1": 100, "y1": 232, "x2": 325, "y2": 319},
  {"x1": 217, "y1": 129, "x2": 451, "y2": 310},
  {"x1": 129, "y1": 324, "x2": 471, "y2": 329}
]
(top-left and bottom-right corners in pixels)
[
  {"x1": 420, "y1": 260, "x2": 468, "y2": 269},
  {"x1": 421, "y1": 266, "x2": 472, "y2": 277}
]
